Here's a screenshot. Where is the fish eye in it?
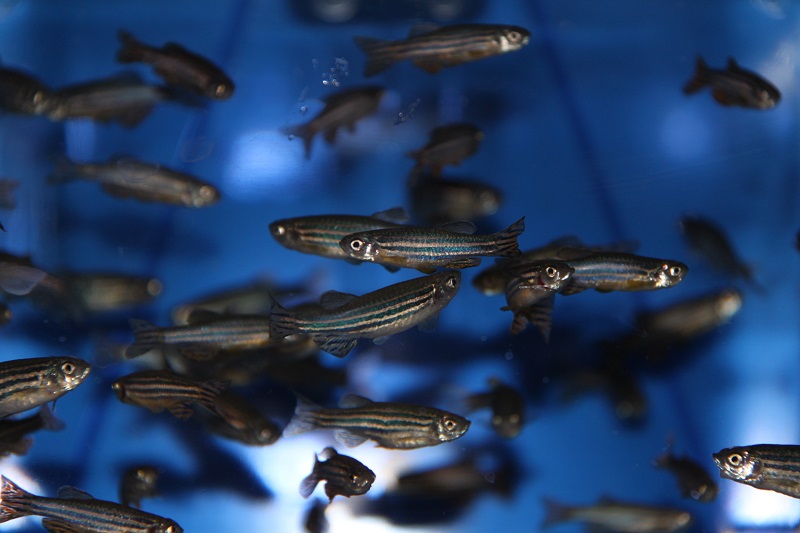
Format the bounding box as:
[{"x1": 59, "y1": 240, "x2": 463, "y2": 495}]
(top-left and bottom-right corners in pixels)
[
  {"x1": 199, "y1": 185, "x2": 215, "y2": 199},
  {"x1": 272, "y1": 224, "x2": 286, "y2": 236},
  {"x1": 443, "y1": 417, "x2": 458, "y2": 432},
  {"x1": 61, "y1": 362, "x2": 75, "y2": 375},
  {"x1": 669, "y1": 265, "x2": 682, "y2": 277},
  {"x1": 445, "y1": 275, "x2": 457, "y2": 289},
  {"x1": 728, "y1": 453, "x2": 742, "y2": 466},
  {"x1": 215, "y1": 84, "x2": 228, "y2": 97},
  {"x1": 349, "y1": 474, "x2": 359, "y2": 484},
  {"x1": 350, "y1": 239, "x2": 364, "y2": 251},
  {"x1": 508, "y1": 31, "x2": 521, "y2": 41},
  {"x1": 545, "y1": 266, "x2": 557, "y2": 278}
]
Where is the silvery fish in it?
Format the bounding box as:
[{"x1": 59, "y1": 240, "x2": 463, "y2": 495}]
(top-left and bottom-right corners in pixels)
[
  {"x1": 395, "y1": 454, "x2": 517, "y2": 499},
  {"x1": 0, "y1": 476, "x2": 182, "y2": 533},
  {"x1": 112, "y1": 369, "x2": 229, "y2": 420},
  {"x1": 684, "y1": 57, "x2": 780, "y2": 109},
  {"x1": 0, "y1": 357, "x2": 91, "y2": 418},
  {"x1": 655, "y1": 443, "x2": 718, "y2": 502},
  {"x1": 50, "y1": 156, "x2": 219, "y2": 207},
  {"x1": 284, "y1": 393, "x2": 470, "y2": 449},
  {"x1": 269, "y1": 271, "x2": 460, "y2": 357},
  {"x1": 501, "y1": 260, "x2": 574, "y2": 336},
  {"x1": 117, "y1": 30, "x2": 234, "y2": 100},
  {"x1": 466, "y1": 377, "x2": 525, "y2": 439},
  {"x1": 300, "y1": 446, "x2": 376, "y2": 501},
  {"x1": 286, "y1": 86, "x2": 385, "y2": 158},
  {"x1": 713, "y1": 444, "x2": 800, "y2": 498},
  {"x1": 0, "y1": 404, "x2": 64, "y2": 458},
  {"x1": 119, "y1": 465, "x2": 159, "y2": 508},
  {"x1": 0, "y1": 66, "x2": 52, "y2": 115},
  {"x1": 340, "y1": 217, "x2": 524, "y2": 273},
  {"x1": 354, "y1": 23, "x2": 531, "y2": 77},
  {"x1": 408, "y1": 172, "x2": 502, "y2": 224},
  {"x1": 202, "y1": 390, "x2": 280, "y2": 446},
  {"x1": 542, "y1": 497, "x2": 692, "y2": 533},
  {"x1": 407, "y1": 123, "x2": 485, "y2": 176},
  {"x1": 269, "y1": 208, "x2": 408, "y2": 262},
  {"x1": 0, "y1": 261, "x2": 48, "y2": 296}
]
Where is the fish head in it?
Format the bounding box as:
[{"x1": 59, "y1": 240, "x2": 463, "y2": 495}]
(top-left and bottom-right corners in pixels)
[
  {"x1": 652, "y1": 261, "x2": 688, "y2": 288},
  {"x1": 714, "y1": 289, "x2": 743, "y2": 320},
  {"x1": 432, "y1": 270, "x2": 461, "y2": 304},
  {"x1": 187, "y1": 184, "x2": 220, "y2": 207},
  {"x1": 268, "y1": 220, "x2": 300, "y2": 245},
  {"x1": 112, "y1": 380, "x2": 128, "y2": 401},
  {"x1": 754, "y1": 85, "x2": 780, "y2": 109},
  {"x1": 492, "y1": 408, "x2": 523, "y2": 439},
  {"x1": 134, "y1": 466, "x2": 159, "y2": 485},
  {"x1": 44, "y1": 357, "x2": 91, "y2": 392},
  {"x1": 713, "y1": 447, "x2": 761, "y2": 482},
  {"x1": 496, "y1": 26, "x2": 531, "y2": 52},
  {"x1": 340, "y1": 234, "x2": 380, "y2": 261},
  {"x1": 435, "y1": 412, "x2": 471, "y2": 442},
  {"x1": 347, "y1": 465, "x2": 377, "y2": 495},
  {"x1": 151, "y1": 521, "x2": 183, "y2": 533},
  {"x1": 539, "y1": 261, "x2": 574, "y2": 289},
  {"x1": 207, "y1": 79, "x2": 235, "y2": 100}
]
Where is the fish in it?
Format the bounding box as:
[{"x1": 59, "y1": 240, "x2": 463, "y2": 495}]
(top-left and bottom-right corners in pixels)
[
  {"x1": 713, "y1": 444, "x2": 800, "y2": 498},
  {"x1": 0, "y1": 66, "x2": 52, "y2": 115},
  {"x1": 0, "y1": 404, "x2": 64, "y2": 457},
  {"x1": 300, "y1": 446, "x2": 376, "y2": 501},
  {"x1": 339, "y1": 217, "x2": 525, "y2": 273},
  {"x1": 466, "y1": 378, "x2": 525, "y2": 438},
  {"x1": 561, "y1": 362, "x2": 648, "y2": 423},
  {"x1": 354, "y1": 23, "x2": 531, "y2": 77},
  {"x1": 49, "y1": 156, "x2": 220, "y2": 207},
  {"x1": 119, "y1": 465, "x2": 159, "y2": 508},
  {"x1": 541, "y1": 497, "x2": 692, "y2": 532},
  {"x1": 269, "y1": 208, "x2": 408, "y2": 262},
  {"x1": 0, "y1": 357, "x2": 91, "y2": 418},
  {"x1": 269, "y1": 270, "x2": 461, "y2": 357},
  {"x1": 655, "y1": 442, "x2": 718, "y2": 502},
  {"x1": 304, "y1": 499, "x2": 329, "y2": 533},
  {"x1": 286, "y1": 86, "x2": 385, "y2": 158},
  {"x1": 46, "y1": 73, "x2": 168, "y2": 127},
  {"x1": 501, "y1": 260, "x2": 574, "y2": 336},
  {"x1": 112, "y1": 369, "x2": 229, "y2": 420},
  {"x1": 394, "y1": 453, "x2": 517, "y2": 499},
  {"x1": 125, "y1": 314, "x2": 273, "y2": 360},
  {"x1": 0, "y1": 475, "x2": 182, "y2": 532},
  {"x1": 0, "y1": 302, "x2": 11, "y2": 327},
  {"x1": 117, "y1": 30, "x2": 234, "y2": 100},
  {"x1": 51, "y1": 272, "x2": 162, "y2": 318},
  {"x1": 407, "y1": 124, "x2": 485, "y2": 176},
  {"x1": 684, "y1": 56, "x2": 780, "y2": 109},
  {"x1": 0, "y1": 261, "x2": 48, "y2": 296},
  {"x1": 408, "y1": 172, "x2": 502, "y2": 224},
  {"x1": 0, "y1": 179, "x2": 19, "y2": 210},
  {"x1": 202, "y1": 390, "x2": 281, "y2": 446},
  {"x1": 284, "y1": 393, "x2": 470, "y2": 449}
]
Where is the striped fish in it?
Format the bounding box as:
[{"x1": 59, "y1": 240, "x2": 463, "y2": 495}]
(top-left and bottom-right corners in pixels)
[
  {"x1": 713, "y1": 445, "x2": 800, "y2": 498},
  {"x1": 120, "y1": 465, "x2": 159, "y2": 508},
  {"x1": 340, "y1": 217, "x2": 525, "y2": 273},
  {"x1": 501, "y1": 260, "x2": 573, "y2": 339},
  {"x1": 0, "y1": 357, "x2": 91, "y2": 419},
  {"x1": 0, "y1": 475, "x2": 182, "y2": 532},
  {"x1": 300, "y1": 447, "x2": 376, "y2": 501},
  {"x1": 269, "y1": 271, "x2": 461, "y2": 357},
  {"x1": 407, "y1": 123, "x2": 485, "y2": 176},
  {"x1": 269, "y1": 208, "x2": 408, "y2": 262},
  {"x1": 354, "y1": 23, "x2": 531, "y2": 77},
  {"x1": 112, "y1": 369, "x2": 229, "y2": 420},
  {"x1": 284, "y1": 394, "x2": 470, "y2": 449}
]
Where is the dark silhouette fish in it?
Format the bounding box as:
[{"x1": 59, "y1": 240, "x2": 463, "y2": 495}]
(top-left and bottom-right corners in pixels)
[{"x1": 684, "y1": 56, "x2": 780, "y2": 109}]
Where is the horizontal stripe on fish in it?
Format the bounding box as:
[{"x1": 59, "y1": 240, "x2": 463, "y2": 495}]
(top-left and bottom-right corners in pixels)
[
  {"x1": 713, "y1": 445, "x2": 800, "y2": 498},
  {"x1": 0, "y1": 357, "x2": 91, "y2": 418},
  {"x1": 556, "y1": 249, "x2": 687, "y2": 293}
]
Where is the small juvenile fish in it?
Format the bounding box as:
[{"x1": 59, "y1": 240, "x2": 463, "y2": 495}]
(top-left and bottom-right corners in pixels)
[
  {"x1": 112, "y1": 369, "x2": 229, "y2": 420},
  {"x1": 655, "y1": 443, "x2": 718, "y2": 502},
  {"x1": 300, "y1": 446, "x2": 376, "y2": 501},
  {"x1": 0, "y1": 404, "x2": 64, "y2": 457},
  {"x1": 269, "y1": 208, "x2": 407, "y2": 262},
  {"x1": 57, "y1": 272, "x2": 162, "y2": 316},
  {"x1": 269, "y1": 271, "x2": 461, "y2": 357},
  {"x1": 501, "y1": 260, "x2": 574, "y2": 336},
  {"x1": 409, "y1": 172, "x2": 502, "y2": 224},
  {"x1": 284, "y1": 393, "x2": 470, "y2": 449},
  {"x1": 466, "y1": 377, "x2": 525, "y2": 439},
  {"x1": 50, "y1": 156, "x2": 219, "y2": 207},
  {"x1": 117, "y1": 30, "x2": 234, "y2": 100},
  {"x1": 542, "y1": 497, "x2": 692, "y2": 533},
  {"x1": 684, "y1": 56, "x2": 780, "y2": 109},
  {"x1": 0, "y1": 357, "x2": 91, "y2": 418},
  {"x1": 304, "y1": 499, "x2": 329, "y2": 533},
  {"x1": 0, "y1": 66, "x2": 52, "y2": 115},
  {"x1": 46, "y1": 73, "x2": 168, "y2": 127},
  {"x1": 340, "y1": 217, "x2": 525, "y2": 273},
  {"x1": 407, "y1": 124, "x2": 485, "y2": 176},
  {"x1": 120, "y1": 465, "x2": 159, "y2": 508},
  {"x1": 713, "y1": 444, "x2": 800, "y2": 498},
  {"x1": 203, "y1": 390, "x2": 280, "y2": 446},
  {"x1": 0, "y1": 476, "x2": 182, "y2": 532},
  {"x1": 286, "y1": 86, "x2": 385, "y2": 158},
  {"x1": 395, "y1": 454, "x2": 516, "y2": 499},
  {"x1": 354, "y1": 23, "x2": 531, "y2": 77},
  {"x1": 561, "y1": 363, "x2": 648, "y2": 423}
]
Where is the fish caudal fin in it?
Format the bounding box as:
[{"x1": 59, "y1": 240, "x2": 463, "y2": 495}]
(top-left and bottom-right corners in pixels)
[
  {"x1": 269, "y1": 300, "x2": 301, "y2": 341},
  {"x1": 125, "y1": 319, "x2": 163, "y2": 358},
  {"x1": 0, "y1": 264, "x2": 47, "y2": 296},
  {"x1": 492, "y1": 217, "x2": 525, "y2": 257},
  {"x1": 116, "y1": 30, "x2": 147, "y2": 63},
  {"x1": 683, "y1": 56, "x2": 710, "y2": 95},
  {"x1": 284, "y1": 123, "x2": 315, "y2": 159},
  {"x1": 283, "y1": 394, "x2": 322, "y2": 438},
  {"x1": 0, "y1": 476, "x2": 33, "y2": 523},
  {"x1": 353, "y1": 36, "x2": 393, "y2": 77},
  {"x1": 541, "y1": 497, "x2": 571, "y2": 529},
  {"x1": 299, "y1": 457, "x2": 321, "y2": 498}
]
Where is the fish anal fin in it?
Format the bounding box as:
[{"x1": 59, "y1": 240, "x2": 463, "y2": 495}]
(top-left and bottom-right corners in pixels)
[
  {"x1": 712, "y1": 89, "x2": 735, "y2": 106},
  {"x1": 417, "y1": 313, "x2": 438, "y2": 333},
  {"x1": 315, "y1": 335, "x2": 358, "y2": 357},
  {"x1": 334, "y1": 429, "x2": 368, "y2": 448},
  {"x1": 167, "y1": 403, "x2": 194, "y2": 420},
  {"x1": 372, "y1": 335, "x2": 390, "y2": 345},
  {"x1": 42, "y1": 519, "x2": 82, "y2": 533}
]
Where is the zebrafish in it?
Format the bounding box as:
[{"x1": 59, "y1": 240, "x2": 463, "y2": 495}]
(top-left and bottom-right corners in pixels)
[
  {"x1": 562, "y1": 363, "x2": 648, "y2": 423},
  {"x1": 542, "y1": 497, "x2": 692, "y2": 532},
  {"x1": 117, "y1": 30, "x2": 234, "y2": 99},
  {"x1": 684, "y1": 57, "x2": 780, "y2": 109},
  {"x1": 284, "y1": 394, "x2": 470, "y2": 449},
  {"x1": 713, "y1": 444, "x2": 800, "y2": 498},
  {"x1": 269, "y1": 271, "x2": 460, "y2": 357},
  {"x1": 269, "y1": 208, "x2": 408, "y2": 262},
  {"x1": 407, "y1": 124, "x2": 485, "y2": 176},
  {"x1": 655, "y1": 442, "x2": 718, "y2": 502},
  {"x1": 395, "y1": 453, "x2": 517, "y2": 499},
  {"x1": 501, "y1": 260, "x2": 574, "y2": 336},
  {"x1": 286, "y1": 86, "x2": 385, "y2": 158},
  {"x1": 202, "y1": 390, "x2": 280, "y2": 446},
  {"x1": 0, "y1": 66, "x2": 52, "y2": 115},
  {"x1": 304, "y1": 499, "x2": 329, "y2": 533},
  {"x1": 120, "y1": 465, "x2": 159, "y2": 508},
  {"x1": 466, "y1": 378, "x2": 525, "y2": 439},
  {"x1": 408, "y1": 172, "x2": 502, "y2": 224},
  {"x1": 0, "y1": 404, "x2": 64, "y2": 458},
  {"x1": 300, "y1": 447, "x2": 376, "y2": 501},
  {"x1": 112, "y1": 369, "x2": 229, "y2": 420},
  {"x1": 0, "y1": 357, "x2": 91, "y2": 418},
  {"x1": 126, "y1": 314, "x2": 273, "y2": 360},
  {"x1": 49, "y1": 156, "x2": 220, "y2": 207},
  {"x1": 340, "y1": 217, "x2": 524, "y2": 273},
  {"x1": 0, "y1": 476, "x2": 182, "y2": 532},
  {"x1": 354, "y1": 23, "x2": 531, "y2": 77},
  {"x1": 49, "y1": 272, "x2": 163, "y2": 318}
]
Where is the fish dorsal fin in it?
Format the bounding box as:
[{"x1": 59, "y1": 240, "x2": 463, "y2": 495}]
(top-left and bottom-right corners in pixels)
[
  {"x1": 57, "y1": 486, "x2": 94, "y2": 500},
  {"x1": 439, "y1": 221, "x2": 476, "y2": 235},
  {"x1": 339, "y1": 394, "x2": 373, "y2": 408},
  {"x1": 371, "y1": 207, "x2": 408, "y2": 223},
  {"x1": 320, "y1": 446, "x2": 338, "y2": 460},
  {"x1": 726, "y1": 57, "x2": 741, "y2": 71},
  {"x1": 408, "y1": 23, "x2": 440, "y2": 37},
  {"x1": 42, "y1": 519, "x2": 82, "y2": 533},
  {"x1": 319, "y1": 290, "x2": 358, "y2": 310}
]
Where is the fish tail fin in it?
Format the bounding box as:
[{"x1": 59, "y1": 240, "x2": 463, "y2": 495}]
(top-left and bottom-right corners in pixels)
[
  {"x1": 541, "y1": 497, "x2": 571, "y2": 529},
  {"x1": 0, "y1": 476, "x2": 33, "y2": 523},
  {"x1": 493, "y1": 217, "x2": 525, "y2": 257},
  {"x1": 283, "y1": 394, "x2": 322, "y2": 438},
  {"x1": 284, "y1": 123, "x2": 315, "y2": 159},
  {"x1": 353, "y1": 36, "x2": 393, "y2": 77},
  {"x1": 683, "y1": 56, "x2": 710, "y2": 94},
  {"x1": 116, "y1": 30, "x2": 147, "y2": 63},
  {"x1": 299, "y1": 455, "x2": 321, "y2": 498},
  {"x1": 269, "y1": 300, "x2": 301, "y2": 341},
  {"x1": 39, "y1": 404, "x2": 66, "y2": 432},
  {"x1": 47, "y1": 155, "x2": 79, "y2": 185},
  {"x1": 0, "y1": 263, "x2": 47, "y2": 296},
  {"x1": 125, "y1": 319, "x2": 163, "y2": 358},
  {"x1": 197, "y1": 379, "x2": 231, "y2": 414}
]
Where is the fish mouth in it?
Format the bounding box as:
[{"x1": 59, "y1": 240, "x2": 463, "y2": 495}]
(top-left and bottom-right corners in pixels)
[{"x1": 711, "y1": 453, "x2": 733, "y2": 478}]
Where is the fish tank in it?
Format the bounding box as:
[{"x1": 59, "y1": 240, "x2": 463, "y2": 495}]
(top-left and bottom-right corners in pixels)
[{"x1": 0, "y1": 0, "x2": 798, "y2": 532}]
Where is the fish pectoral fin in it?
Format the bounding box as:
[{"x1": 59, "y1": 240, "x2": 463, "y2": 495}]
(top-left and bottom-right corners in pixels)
[
  {"x1": 382, "y1": 265, "x2": 401, "y2": 273},
  {"x1": 57, "y1": 486, "x2": 95, "y2": 500},
  {"x1": 167, "y1": 403, "x2": 195, "y2": 420},
  {"x1": 334, "y1": 429, "x2": 368, "y2": 448},
  {"x1": 558, "y1": 283, "x2": 586, "y2": 296},
  {"x1": 412, "y1": 59, "x2": 444, "y2": 74},
  {"x1": 417, "y1": 314, "x2": 438, "y2": 333},
  {"x1": 315, "y1": 335, "x2": 358, "y2": 358},
  {"x1": 319, "y1": 290, "x2": 358, "y2": 309},
  {"x1": 372, "y1": 335, "x2": 390, "y2": 345},
  {"x1": 712, "y1": 89, "x2": 735, "y2": 106},
  {"x1": 445, "y1": 258, "x2": 481, "y2": 269},
  {"x1": 42, "y1": 519, "x2": 82, "y2": 533}
]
